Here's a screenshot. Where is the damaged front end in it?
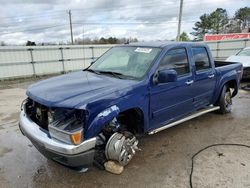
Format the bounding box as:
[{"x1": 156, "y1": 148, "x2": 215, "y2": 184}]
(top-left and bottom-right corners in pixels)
[
  {"x1": 19, "y1": 98, "x2": 96, "y2": 169},
  {"x1": 20, "y1": 98, "x2": 140, "y2": 172},
  {"x1": 25, "y1": 98, "x2": 85, "y2": 145}
]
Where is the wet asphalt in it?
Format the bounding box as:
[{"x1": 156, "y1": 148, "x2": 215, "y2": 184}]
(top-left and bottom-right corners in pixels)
[{"x1": 0, "y1": 79, "x2": 250, "y2": 188}]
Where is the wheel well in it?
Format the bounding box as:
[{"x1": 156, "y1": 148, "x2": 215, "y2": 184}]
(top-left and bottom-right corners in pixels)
[
  {"x1": 226, "y1": 80, "x2": 238, "y2": 97},
  {"x1": 117, "y1": 108, "x2": 144, "y2": 134},
  {"x1": 215, "y1": 80, "x2": 238, "y2": 105}
]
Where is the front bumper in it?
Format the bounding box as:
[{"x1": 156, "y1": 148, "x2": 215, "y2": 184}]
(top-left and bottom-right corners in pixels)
[{"x1": 19, "y1": 110, "x2": 97, "y2": 168}]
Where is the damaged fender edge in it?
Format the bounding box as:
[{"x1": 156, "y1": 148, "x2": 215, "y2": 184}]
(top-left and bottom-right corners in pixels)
[{"x1": 86, "y1": 105, "x2": 120, "y2": 138}]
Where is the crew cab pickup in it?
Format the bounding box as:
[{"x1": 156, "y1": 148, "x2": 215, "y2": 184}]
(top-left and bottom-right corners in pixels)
[{"x1": 19, "y1": 42, "x2": 242, "y2": 170}]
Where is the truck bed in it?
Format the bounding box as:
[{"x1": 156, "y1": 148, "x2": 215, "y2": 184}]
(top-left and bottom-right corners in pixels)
[
  {"x1": 214, "y1": 60, "x2": 242, "y2": 78},
  {"x1": 214, "y1": 60, "x2": 241, "y2": 67}
]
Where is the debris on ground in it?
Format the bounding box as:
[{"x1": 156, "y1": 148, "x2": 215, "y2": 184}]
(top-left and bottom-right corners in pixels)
[{"x1": 104, "y1": 160, "x2": 124, "y2": 175}]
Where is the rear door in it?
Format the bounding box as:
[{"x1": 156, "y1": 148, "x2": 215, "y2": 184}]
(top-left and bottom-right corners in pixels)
[
  {"x1": 191, "y1": 47, "x2": 216, "y2": 109},
  {"x1": 150, "y1": 47, "x2": 195, "y2": 127}
]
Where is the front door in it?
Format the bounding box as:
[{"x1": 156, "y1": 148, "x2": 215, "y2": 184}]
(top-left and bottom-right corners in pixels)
[{"x1": 150, "y1": 47, "x2": 194, "y2": 129}]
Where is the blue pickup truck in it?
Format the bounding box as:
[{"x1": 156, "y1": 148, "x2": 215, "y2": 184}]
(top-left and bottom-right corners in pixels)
[{"x1": 19, "y1": 42, "x2": 242, "y2": 170}]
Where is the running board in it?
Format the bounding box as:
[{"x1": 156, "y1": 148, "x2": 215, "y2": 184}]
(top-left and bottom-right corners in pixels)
[{"x1": 148, "y1": 106, "x2": 220, "y2": 135}]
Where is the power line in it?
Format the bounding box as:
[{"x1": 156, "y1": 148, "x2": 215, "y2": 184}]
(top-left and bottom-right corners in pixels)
[
  {"x1": 0, "y1": 0, "x2": 242, "y2": 30},
  {"x1": 0, "y1": 10, "x2": 67, "y2": 20},
  {"x1": 72, "y1": 20, "x2": 196, "y2": 25},
  {"x1": 0, "y1": 15, "x2": 197, "y2": 29},
  {"x1": 1, "y1": 0, "x2": 241, "y2": 36},
  {"x1": 0, "y1": 13, "x2": 197, "y2": 26},
  {"x1": 0, "y1": 19, "x2": 198, "y2": 36},
  {"x1": 0, "y1": 24, "x2": 69, "y2": 35}
]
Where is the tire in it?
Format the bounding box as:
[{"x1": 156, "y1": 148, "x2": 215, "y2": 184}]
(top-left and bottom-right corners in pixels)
[{"x1": 218, "y1": 85, "x2": 232, "y2": 114}]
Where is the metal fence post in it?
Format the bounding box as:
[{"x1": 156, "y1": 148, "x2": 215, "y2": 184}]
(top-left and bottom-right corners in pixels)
[
  {"x1": 90, "y1": 46, "x2": 94, "y2": 61},
  {"x1": 28, "y1": 48, "x2": 36, "y2": 76},
  {"x1": 59, "y1": 47, "x2": 65, "y2": 73},
  {"x1": 244, "y1": 39, "x2": 247, "y2": 48},
  {"x1": 216, "y1": 41, "x2": 220, "y2": 59}
]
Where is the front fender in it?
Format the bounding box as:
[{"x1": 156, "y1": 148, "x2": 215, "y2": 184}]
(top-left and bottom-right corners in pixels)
[
  {"x1": 84, "y1": 84, "x2": 149, "y2": 139},
  {"x1": 85, "y1": 105, "x2": 120, "y2": 138}
]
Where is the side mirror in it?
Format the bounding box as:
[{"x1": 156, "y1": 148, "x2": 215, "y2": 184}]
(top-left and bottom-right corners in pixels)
[{"x1": 155, "y1": 69, "x2": 177, "y2": 84}]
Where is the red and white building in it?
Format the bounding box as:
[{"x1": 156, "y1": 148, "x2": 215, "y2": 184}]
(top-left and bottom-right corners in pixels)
[{"x1": 204, "y1": 33, "x2": 250, "y2": 41}]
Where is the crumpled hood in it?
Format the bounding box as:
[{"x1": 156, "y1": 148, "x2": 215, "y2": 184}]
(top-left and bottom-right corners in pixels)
[
  {"x1": 27, "y1": 71, "x2": 137, "y2": 108},
  {"x1": 226, "y1": 55, "x2": 250, "y2": 67}
]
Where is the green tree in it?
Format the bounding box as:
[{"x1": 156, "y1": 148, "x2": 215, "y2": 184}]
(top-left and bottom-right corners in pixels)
[
  {"x1": 179, "y1": 32, "x2": 190, "y2": 41},
  {"x1": 191, "y1": 8, "x2": 229, "y2": 40},
  {"x1": 99, "y1": 37, "x2": 107, "y2": 44},
  {"x1": 234, "y1": 7, "x2": 250, "y2": 30},
  {"x1": 26, "y1": 40, "x2": 36, "y2": 46},
  {"x1": 74, "y1": 37, "x2": 139, "y2": 44},
  {"x1": 224, "y1": 19, "x2": 241, "y2": 33},
  {"x1": 191, "y1": 14, "x2": 212, "y2": 41},
  {"x1": 107, "y1": 37, "x2": 118, "y2": 44},
  {"x1": 209, "y1": 8, "x2": 228, "y2": 34}
]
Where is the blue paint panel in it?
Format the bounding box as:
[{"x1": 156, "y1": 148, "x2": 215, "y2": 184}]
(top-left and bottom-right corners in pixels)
[{"x1": 26, "y1": 42, "x2": 243, "y2": 139}]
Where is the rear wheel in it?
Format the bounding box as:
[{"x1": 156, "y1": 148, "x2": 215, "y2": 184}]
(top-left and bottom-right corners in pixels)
[{"x1": 218, "y1": 85, "x2": 232, "y2": 114}]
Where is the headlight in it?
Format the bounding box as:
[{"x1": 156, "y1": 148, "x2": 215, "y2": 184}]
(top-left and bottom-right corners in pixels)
[{"x1": 48, "y1": 108, "x2": 85, "y2": 145}]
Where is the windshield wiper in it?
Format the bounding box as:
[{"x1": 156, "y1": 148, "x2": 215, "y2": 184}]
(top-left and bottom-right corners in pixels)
[
  {"x1": 98, "y1": 71, "x2": 124, "y2": 79},
  {"x1": 85, "y1": 69, "x2": 135, "y2": 79},
  {"x1": 84, "y1": 68, "x2": 101, "y2": 75}
]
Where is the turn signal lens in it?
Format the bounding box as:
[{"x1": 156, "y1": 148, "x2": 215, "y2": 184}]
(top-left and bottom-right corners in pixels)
[{"x1": 70, "y1": 130, "x2": 83, "y2": 145}]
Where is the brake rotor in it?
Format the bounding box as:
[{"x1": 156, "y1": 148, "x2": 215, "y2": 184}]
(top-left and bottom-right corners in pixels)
[{"x1": 105, "y1": 132, "x2": 139, "y2": 166}]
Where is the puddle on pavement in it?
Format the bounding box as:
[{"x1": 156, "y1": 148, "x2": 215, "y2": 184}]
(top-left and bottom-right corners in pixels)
[
  {"x1": 191, "y1": 145, "x2": 250, "y2": 187},
  {"x1": 2, "y1": 112, "x2": 20, "y2": 122},
  {"x1": 0, "y1": 85, "x2": 12, "y2": 89},
  {"x1": 0, "y1": 147, "x2": 13, "y2": 157}
]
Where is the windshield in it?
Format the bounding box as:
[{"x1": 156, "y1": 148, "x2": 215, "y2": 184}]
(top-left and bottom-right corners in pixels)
[
  {"x1": 88, "y1": 46, "x2": 161, "y2": 79},
  {"x1": 237, "y1": 49, "x2": 250, "y2": 56}
]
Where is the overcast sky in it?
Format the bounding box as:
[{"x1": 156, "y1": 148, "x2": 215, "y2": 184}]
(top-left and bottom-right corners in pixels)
[{"x1": 0, "y1": 0, "x2": 249, "y2": 45}]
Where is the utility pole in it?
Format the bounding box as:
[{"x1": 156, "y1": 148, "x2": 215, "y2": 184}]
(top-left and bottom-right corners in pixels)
[
  {"x1": 176, "y1": 0, "x2": 183, "y2": 41},
  {"x1": 68, "y1": 10, "x2": 74, "y2": 45}
]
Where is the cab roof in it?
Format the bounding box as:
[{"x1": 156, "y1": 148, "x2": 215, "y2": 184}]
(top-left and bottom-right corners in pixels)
[{"x1": 121, "y1": 41, "x2": 207, "y2": 48}]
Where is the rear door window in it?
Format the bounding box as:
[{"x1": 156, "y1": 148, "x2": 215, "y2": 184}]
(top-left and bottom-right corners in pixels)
[{"x1": 192, "y1": 47, "x2": 211, "y2": 71}]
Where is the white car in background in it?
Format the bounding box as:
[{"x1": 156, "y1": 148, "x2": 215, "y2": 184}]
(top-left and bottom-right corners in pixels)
[{"x1": 226, "y1": 47, "x2": 250, "y2": 79}]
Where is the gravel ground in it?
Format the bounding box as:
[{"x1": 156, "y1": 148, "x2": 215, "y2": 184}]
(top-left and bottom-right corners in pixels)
[{"x1": 0, "y1": 79, "x2": 250, "y2": 188}]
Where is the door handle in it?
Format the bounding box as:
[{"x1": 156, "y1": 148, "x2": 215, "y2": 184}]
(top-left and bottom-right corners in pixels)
[
  {"x1": 185, "y1": 80, "x2": 194, "y2": 85},
  {"x1": 208, "y1": 74, "x2": 215, "y2": 79}
]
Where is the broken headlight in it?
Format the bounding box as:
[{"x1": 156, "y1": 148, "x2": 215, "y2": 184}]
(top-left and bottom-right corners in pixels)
[{"x1": 48, "y1": 108, "x2": 85, "y2": 145}]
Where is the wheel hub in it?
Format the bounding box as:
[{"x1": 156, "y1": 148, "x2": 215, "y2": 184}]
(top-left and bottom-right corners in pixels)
[
  {"x1": 105, "y1": 132, "x2": 139, "y2": 166},
  {"x1": 225, "y1": 91, "x2": 232, "y2": 107}
]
